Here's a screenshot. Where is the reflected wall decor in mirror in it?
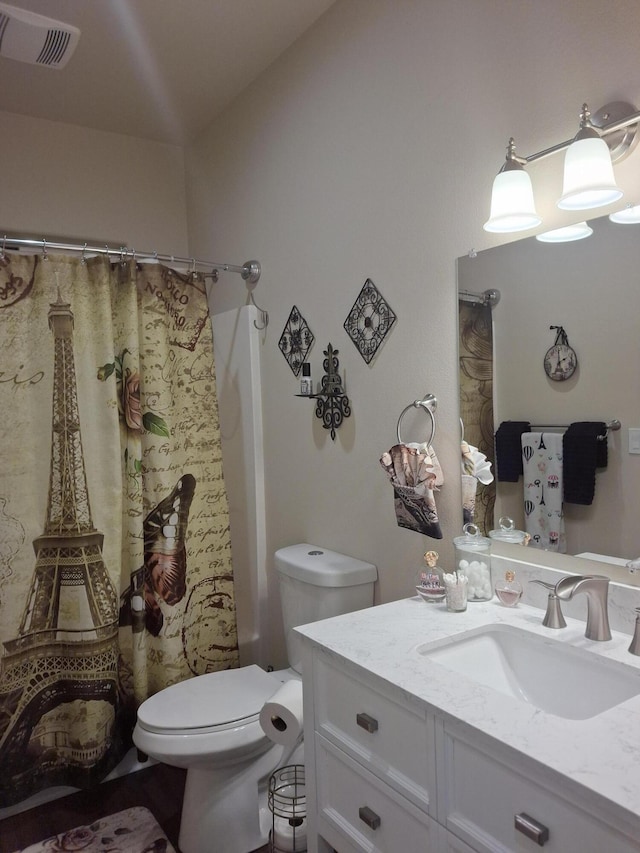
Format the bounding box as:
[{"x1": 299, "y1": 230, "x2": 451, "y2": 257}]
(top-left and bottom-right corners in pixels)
[{"x1": 457, "y1": 214, "x2": 640, "y2": 560}]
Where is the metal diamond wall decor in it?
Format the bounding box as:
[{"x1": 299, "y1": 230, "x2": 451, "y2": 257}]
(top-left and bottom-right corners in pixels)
[
  {"x1": 278, "y1": 305, "x2": 315, "y2": 376},
  {"x1": 344, "y1": 278, "x2": 397, "y2": 364}
]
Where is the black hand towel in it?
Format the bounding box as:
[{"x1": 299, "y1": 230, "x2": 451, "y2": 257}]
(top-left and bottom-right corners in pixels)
[
  {"x1": 563, "y1": 421, "x2": 608, "y2": 505},
  {"x1": 495, "y1": 421, "x2": 531, "y2": 482}
]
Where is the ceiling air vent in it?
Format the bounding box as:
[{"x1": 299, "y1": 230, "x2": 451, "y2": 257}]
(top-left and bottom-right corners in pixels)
[{"x1": 0, "y1": 2, "x2": 80, "y2": 69}]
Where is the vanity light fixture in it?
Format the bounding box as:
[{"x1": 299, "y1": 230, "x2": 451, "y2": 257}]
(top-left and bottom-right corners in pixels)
[
  {"x1": 609, "y1": 203, "x2": 640, "y2": 224},
  {"x1": 484, "y1": 101, "x2": 640, "y2": 234},
  {"x1": 535, "y1": 222, "x2": 593, "y2": 243}
]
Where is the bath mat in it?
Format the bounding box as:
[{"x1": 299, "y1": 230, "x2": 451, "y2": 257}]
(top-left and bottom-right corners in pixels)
[{"x1": 12, "y1": 806, "x2": 176, "y2": 853}]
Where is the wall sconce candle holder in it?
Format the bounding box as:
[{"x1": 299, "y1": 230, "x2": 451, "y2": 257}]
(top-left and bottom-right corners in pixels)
[{"x1": 297, "y1": 343, "x2": 351, "y2": 440}]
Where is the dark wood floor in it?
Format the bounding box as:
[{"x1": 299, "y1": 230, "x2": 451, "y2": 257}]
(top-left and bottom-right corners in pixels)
[{"x1": 0, "y1": 763, "x2": 270, "y2": 853}]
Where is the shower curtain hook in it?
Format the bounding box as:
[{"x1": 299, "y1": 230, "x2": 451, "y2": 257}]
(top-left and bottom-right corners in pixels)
[
  {"x1": 41, "y1": 239, "x2": 48, "y2": 261},
  {"x1": 1, "y1": 235, "x2": 6, "y2": 259},
  {"x1": 190, "y1": 258, "x2": 197, "y2": 280},
  {"x1": 248, "y1": 291, "x2": 269, "y2": 330},
  {"x1": 81, "y1": 242, "x2": 87, "y2": 265}
]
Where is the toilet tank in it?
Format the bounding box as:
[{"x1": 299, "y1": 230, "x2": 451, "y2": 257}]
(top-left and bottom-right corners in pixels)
[{"x1": 275, "y1": 543, "x2": 377, "y2": 672}]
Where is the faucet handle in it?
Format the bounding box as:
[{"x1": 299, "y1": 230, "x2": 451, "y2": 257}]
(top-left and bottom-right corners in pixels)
[
  {"x1": 529, "y1": 579, "x2": 567, "y2": 629},
  {"x1": 629, "y1": 607, "x2": 640, "y2": 656},
  {"x1": 529, "y1": 579, "x2": 556, "y2": 591}
]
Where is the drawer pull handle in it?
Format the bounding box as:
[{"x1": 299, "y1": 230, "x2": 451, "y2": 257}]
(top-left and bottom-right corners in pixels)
[
  {"x1": 515, "y1": 812, "x2": 550, "y2": 846},
  {"x1": 356, "y1": 712, "x2": 378, "y2": 733},
  {"x1": 359, "y1": 806, "x2": 381, "y2": 830}
]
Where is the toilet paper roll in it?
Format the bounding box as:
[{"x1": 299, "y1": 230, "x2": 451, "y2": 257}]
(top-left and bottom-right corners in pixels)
[
  {"x1": 273, "y1": 816, "x2": 307, "y2": 852},
  {"x1": 259, "y1": 680, "x2": 304, "y2": 747}
]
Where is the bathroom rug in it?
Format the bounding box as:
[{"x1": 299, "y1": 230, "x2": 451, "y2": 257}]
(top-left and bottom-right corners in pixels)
[{"x1": 11, "y1": 805, "x2": 176, "y2": 853}]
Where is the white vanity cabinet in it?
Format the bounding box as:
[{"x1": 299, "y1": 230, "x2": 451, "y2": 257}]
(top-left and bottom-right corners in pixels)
[
  {"x1": 302, "y1": 644, "x2": 640, "y2": 853},
  {"x1": 305, "y1": 649, "x2": 439, "y2": 852}
]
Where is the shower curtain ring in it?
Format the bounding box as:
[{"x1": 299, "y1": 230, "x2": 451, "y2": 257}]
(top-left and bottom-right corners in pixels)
[
  {"x1": 81, "y1": 243, "x2": 87, "y2": 265},
  {"x1": 1, "y1": 235, "x2": 6, "y2": 259},
  {"x1": 42, "y1": 239, "x2": 48, "y2": 261}
]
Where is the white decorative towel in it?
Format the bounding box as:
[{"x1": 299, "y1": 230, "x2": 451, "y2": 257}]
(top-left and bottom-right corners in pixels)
[{"x1": 521, "y1": 432, "x2": 566, "y2": 552}]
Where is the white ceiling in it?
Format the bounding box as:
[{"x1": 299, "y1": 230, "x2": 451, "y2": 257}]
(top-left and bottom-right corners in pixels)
[{"x1": 0, "y1": 0, "x2": 336, "y2": 144}]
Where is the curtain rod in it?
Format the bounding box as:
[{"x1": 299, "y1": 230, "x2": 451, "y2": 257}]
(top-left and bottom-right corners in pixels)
[
  {"x1": 459, "y1": 288, "x2": 501, "y2": 307},
  {"x1": 0, "y1": 234, "x2": 261, "y2": 284}
]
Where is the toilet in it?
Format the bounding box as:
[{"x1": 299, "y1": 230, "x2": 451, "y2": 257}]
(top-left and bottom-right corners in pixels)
[{"x1": 133, "y1": 544, "x2": 377, "y2": 853}]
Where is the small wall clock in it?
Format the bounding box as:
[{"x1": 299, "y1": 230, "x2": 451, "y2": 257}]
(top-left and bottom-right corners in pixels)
[{"x1": 544, "y1": 325, "x2": 577, "y2": 381}]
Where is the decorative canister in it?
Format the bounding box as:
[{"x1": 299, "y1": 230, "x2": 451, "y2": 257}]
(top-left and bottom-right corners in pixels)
[
  {"x1": 489, "y1": 516, "x2": 530, "y2": 547},
  {"x1": 453, "y1": 523, "x2": 492, "y2": 601}
]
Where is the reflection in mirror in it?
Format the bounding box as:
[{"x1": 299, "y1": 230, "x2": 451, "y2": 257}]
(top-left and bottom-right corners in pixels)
[
  {"x1": 457, "y1": 214, "x2": 640, "y2": 560},
  {"x1": 458, "y1": 292, "x2": 496, "y2": 537}
]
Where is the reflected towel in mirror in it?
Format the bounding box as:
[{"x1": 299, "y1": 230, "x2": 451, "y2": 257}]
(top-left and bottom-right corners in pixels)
[
  {"x1": 563, "y1": 421, "x2": 608, "y2": 505},
  {"x1": 495, "y1": 421, "x2": 531, "y2": 481},
  {"x1": 522, "y1": 432, "x2": 565, "y2": 552}
]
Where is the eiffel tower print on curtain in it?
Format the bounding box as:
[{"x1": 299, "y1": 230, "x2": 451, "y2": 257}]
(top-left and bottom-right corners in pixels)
[{"x1": 0, "y1": 286, "x2": 121, "y2": 802}]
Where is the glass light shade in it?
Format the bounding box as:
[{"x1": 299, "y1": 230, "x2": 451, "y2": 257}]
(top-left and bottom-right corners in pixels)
[
  {"x1": 536, "y1": 221, "x2": 593, "y2": 243},
  {"x1": 557, "y1": 137, "x2": 623, "y2": 210},
  {"x1": 483, "y1": 168, "x2": 541, "y2": 233},
  {"x1": 609, "y1": 204, "x2": 640, "y2": 224}
]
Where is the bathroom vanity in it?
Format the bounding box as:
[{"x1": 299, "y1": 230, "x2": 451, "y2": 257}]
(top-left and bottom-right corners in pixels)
[{"x1": 296, "y1": 572, "x2": 640, "y2": 853}]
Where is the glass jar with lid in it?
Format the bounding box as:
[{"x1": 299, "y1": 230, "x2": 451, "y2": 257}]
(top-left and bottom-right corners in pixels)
[
  {"x1": 453, "y1": 523, "x2": 492, "y2": 601},
  {"x1": 489, "y1": 516, "x2": 530, "y2": 547}
]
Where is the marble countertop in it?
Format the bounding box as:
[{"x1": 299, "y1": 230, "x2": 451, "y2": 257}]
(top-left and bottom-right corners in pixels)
[{"x1": 295, "y1": 595, "x2": 640, "y2": 830}]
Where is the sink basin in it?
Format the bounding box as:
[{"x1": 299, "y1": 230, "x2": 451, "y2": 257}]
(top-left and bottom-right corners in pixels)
[{"x1": 417, "y1": 624, "x2": 640, "y2": 720}]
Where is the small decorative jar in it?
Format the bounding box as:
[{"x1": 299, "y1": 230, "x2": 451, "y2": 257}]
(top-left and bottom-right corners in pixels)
[
  {"x1": 453, "y1": 523, "x2": 492, "y2": 601},
  {"x1": 415, "y1": 550, "x2": 446, "y2": 603}
]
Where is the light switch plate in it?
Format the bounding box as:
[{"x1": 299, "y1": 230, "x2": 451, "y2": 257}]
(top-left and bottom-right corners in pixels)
[{"x1": 629, "y1": 428, "x2": 640, "y2": 454}]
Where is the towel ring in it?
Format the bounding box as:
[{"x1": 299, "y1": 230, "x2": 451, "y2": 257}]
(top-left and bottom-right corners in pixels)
[{"x1": 396, "y1": 393, "x2": 438, "y2": 446}]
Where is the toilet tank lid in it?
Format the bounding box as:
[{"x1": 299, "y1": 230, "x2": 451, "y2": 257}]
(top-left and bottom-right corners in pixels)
[{"x1": 275, "y1": 543, "x2": 377, "y2": 587}]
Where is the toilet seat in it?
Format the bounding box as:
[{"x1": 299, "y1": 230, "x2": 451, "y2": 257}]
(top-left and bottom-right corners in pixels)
[{"x1": 137, "y1": 665, "x2": 280, "y2": 736}]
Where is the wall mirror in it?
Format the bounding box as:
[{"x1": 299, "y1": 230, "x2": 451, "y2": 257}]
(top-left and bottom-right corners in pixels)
[{"x1": 457, "y1": 214, "x2": 640, "y2": 564}]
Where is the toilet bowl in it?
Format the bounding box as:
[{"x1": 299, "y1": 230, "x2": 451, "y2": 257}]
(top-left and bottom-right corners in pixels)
[
  {"x1": 133, "y1": 544, "x2": 377, "y2": 853},
  {"x1": 134, "y1": 665, "x2": 296, "y2": 853}
]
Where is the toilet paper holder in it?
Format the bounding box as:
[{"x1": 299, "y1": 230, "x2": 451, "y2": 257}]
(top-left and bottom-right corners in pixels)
[{"x1": 268, "y1": 764, "x2": 307, "y2": 853}]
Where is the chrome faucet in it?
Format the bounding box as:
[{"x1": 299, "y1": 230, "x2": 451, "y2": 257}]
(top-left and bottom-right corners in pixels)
[{"x1": 554, "y1": 575, "x2": 611, "y2": 641}]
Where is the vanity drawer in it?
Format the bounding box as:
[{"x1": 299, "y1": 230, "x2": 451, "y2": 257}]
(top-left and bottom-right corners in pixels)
[
  {"x1": 315, "y1": 734, "x2": 438, "y2": 853},
  {"x1": 440, "y1": 721, "x2": 638, "y2": 853},
  {"x1": 314, "y1": 653, "x2": 433, "y2": 811}
]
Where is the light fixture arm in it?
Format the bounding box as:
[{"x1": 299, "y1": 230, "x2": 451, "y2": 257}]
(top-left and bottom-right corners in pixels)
[{"x1": 521, "y1": 101, "x2": 640, "y2": 166}]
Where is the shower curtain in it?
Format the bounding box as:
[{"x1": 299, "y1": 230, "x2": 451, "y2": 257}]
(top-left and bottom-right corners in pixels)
[
  {"x1": 458, "y1": 299, "x2": 495, "y2": 535},
  {"x1": 0, "y1": 252, "x2": 238, "y2": 806}
]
